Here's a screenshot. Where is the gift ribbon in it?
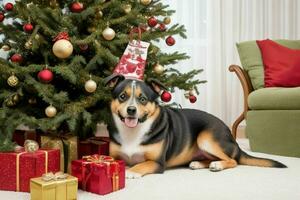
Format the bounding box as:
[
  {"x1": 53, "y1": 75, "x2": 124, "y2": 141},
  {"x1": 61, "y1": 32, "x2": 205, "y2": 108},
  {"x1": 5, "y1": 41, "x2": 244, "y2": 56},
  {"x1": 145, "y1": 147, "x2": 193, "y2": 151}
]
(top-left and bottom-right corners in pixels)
[
  {"x1": 15, "y1": 150, "x2": 49, "y2": 191},
  {"x1": 53, "y1": 31, "x2": 70, "y2": 42},
  {"x1": 81, "y1": 155, "x2": 120, "y2": 192},
  {"x1": 42, "y1": 172, "x2": 68, "y2": 182}
]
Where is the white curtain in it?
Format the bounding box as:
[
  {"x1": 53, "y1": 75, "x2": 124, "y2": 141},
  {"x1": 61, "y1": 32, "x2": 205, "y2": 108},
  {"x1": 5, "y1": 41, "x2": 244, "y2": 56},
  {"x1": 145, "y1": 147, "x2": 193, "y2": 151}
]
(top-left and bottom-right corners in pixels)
[
  {"x1": 166, "y1": 0, "x2": 300, "y2": 126},
  {"x1": 206, "y1": 0, "x2": 300, "y2": 125}
]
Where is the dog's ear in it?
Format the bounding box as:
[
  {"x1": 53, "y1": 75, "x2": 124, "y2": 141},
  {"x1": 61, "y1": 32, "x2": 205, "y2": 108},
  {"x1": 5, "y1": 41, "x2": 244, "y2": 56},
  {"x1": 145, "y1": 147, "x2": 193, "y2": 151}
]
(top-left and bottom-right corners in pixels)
[
  {"x1": 146, "y1": 78, "x2": 168, "y2": 94},
  {"x1": 103, "y1": 74, "x2": 125, "y2": 89}
]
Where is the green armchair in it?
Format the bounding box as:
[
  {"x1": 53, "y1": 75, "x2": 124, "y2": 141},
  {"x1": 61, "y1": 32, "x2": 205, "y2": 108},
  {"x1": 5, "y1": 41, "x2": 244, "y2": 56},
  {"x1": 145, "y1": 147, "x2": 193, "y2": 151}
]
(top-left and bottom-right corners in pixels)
[{"x1": 230, "y1": 40, "x2": 300, "y2": 158}]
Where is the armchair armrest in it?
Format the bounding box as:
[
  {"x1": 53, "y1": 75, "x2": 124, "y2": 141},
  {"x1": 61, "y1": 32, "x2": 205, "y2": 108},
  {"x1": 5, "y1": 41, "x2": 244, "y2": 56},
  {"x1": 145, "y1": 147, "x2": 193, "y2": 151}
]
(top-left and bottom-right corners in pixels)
[{"x1": 228, "y1": 65, "x2": 254, "y2": 138}]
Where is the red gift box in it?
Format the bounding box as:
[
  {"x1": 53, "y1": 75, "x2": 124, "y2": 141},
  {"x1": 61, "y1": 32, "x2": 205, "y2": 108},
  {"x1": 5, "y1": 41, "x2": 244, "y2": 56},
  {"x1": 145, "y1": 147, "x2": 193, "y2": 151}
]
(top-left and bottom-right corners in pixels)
[
  {"x1": 78, "y1": 138, "x2": 109, "y2": 159},
  {"x1": 71, "y1": 155, "x2": 125, "y2": 195},
  {"x1": 0, "y1": 149, "x2": 60, "y2": 192}
]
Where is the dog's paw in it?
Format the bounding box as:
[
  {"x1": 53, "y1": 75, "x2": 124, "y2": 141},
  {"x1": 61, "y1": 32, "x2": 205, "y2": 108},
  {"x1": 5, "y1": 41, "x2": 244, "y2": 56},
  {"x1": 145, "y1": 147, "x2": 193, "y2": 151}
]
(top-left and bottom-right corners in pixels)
[
  {"x1": 209, "y1": 161, "x2": 224, "y2": 172},
  {"x1": 126, "y1": 170, "x2": 142, "y2": 179},
  {"x1": 189, "y1": 161, "x2": 207, "y2": 170}
]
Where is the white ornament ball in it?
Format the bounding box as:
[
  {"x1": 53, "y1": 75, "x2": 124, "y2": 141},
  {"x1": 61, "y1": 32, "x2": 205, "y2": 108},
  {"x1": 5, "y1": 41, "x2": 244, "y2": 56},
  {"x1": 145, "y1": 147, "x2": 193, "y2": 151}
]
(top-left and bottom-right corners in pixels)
[
  {"x1": 85, "y1": 79, "x2": 97, "y2": 93},
  {"x1": 45, "y1": 105, "x2": 57, "y2": 118},
  {"x1": 52, "y1": 39, "x2": 73, "y2": 59},
  {"x1": 154, "y1": 63, "x2": 164, "y2": 74},
  {"x1": 102, "y1": 27, "x2": 116, "y2": 41}
]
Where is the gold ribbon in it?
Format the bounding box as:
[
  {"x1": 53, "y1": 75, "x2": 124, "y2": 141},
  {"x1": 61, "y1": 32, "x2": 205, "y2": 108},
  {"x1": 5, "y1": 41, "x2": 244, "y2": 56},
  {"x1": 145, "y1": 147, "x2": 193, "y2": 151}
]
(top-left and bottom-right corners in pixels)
[
  {"x1": 15, "y1": 150, "x2": 49, "y2": 191},
  {"x1": 82, "y1": 155, "x2": 120, "y2": 191},
  {"x1": 42, "y1": 172, "x2": 68, "y2": 182}
]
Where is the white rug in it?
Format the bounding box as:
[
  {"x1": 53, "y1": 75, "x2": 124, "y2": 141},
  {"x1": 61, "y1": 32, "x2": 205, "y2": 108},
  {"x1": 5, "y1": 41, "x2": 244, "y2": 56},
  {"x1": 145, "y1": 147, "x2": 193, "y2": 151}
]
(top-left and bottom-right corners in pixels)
[{"x1": 1, "y1": 139, "x2": 300, "y2": 200}]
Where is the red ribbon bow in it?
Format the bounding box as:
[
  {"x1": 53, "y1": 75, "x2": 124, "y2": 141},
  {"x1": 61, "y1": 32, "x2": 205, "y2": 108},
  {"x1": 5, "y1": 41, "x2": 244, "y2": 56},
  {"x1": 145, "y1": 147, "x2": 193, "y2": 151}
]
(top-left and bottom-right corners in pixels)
[{"x1": 53, "y1": 32, "x2": 70, "y2": 42}]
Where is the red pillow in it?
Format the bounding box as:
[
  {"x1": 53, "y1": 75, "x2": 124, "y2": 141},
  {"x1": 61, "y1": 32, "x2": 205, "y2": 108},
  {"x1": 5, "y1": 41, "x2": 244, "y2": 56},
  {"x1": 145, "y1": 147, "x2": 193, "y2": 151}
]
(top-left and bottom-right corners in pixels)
[{"x1": 256, "y1": 39, "x2": 300, "y2": 87}]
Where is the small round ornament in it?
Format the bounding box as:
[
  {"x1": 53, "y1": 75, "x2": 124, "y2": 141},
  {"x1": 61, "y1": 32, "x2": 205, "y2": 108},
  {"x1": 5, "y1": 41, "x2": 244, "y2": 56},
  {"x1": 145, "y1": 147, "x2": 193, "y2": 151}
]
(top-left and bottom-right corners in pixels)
[
  {"x1": 23, "y1": 23, "x2": 34, "y2": 33},
  {"x1": 7, "y1": 74, "x2": 19, "y2": 87},
  {"x1": 12, "y1": 94, "x2": 20, "y2": 103},
  {"x1": 161, "y1": 91, "x2": 172, "y2": 102},
  {"x1": 10, "y1": 54, "x2": 23, "y2": 63},
  {"x1": 34, "y1": 34, "x2": 40, "y2": 40},
  {"x1": 158, "y1": 23, "x2": 166, "y2": 31},
  {"x1": 45, "y1": 105, "x2": 57, "y2": 118},
  {"x1": 4, "y1": 3, "x2": 14, "y2": 11},
  {"x1": 0, "y1": 13, "x2": 5, "y2": 22},
  {"x1": 95, "y1": 10, "x2": 103, "y2": 19},
  {"x1": 70, "y1": 2, "x2": 83, "y2": 13},
  {"x1": 141, "y1": 0, "x2": 152, "y2": 6},
  {"x1": 38, "y1": 68, "x2": 53, "y2": 83},
  {"x1": 50, "y1": 0, "x2": 59, "y2": 8},
  {"x1": 52, "y1": 39, "x2": 73, "y2": 59},
  {"x1": 1, "y1": 45, "x2": 11, "y2": 51},
  {"x1": 25, "y1": 40, "x2": 33, "y2": 49},
  {"x1": 153, "y1": 63, "x2": 164, "y2": 74},
  {"x1": 123, "y1": 4, "x2": 132, "y2": 13},
  {"x1": 102, "y1": 27, "x2": 116, "y2": 40},
  {"x1": 24, "y1": 139, "x2": 39, "y2": 153},
  {"x1": 85, "y1": 78, "x2": 97, "y2": 93},
  {"x1": 147, "y1": 16, "x2": 158, "y2": 27},
  {"x1": 166, "y1": 36, "x2": 175, "y2": 46},
  {"x1": 163, "y1": 17, "x2": 171, "y2": 25},
  {"x1": 87, "y1": 26, "x2": 96, "y2": 33},
  {"x1": 189, "y1": 95, "x2": 197, "y2": 103}
]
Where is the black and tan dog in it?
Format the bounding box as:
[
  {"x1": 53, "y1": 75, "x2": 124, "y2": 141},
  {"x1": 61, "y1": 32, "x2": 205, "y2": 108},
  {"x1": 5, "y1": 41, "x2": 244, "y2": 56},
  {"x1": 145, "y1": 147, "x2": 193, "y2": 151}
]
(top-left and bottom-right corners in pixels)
[{"x1": 104, "y1": 74, "x2": 286, "y2": 178}]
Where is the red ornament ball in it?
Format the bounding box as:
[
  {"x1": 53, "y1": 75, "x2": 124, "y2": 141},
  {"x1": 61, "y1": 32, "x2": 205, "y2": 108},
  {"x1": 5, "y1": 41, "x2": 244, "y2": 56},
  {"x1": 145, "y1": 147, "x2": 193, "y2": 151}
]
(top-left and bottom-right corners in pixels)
[
  {"x1": 23, "y1": 23, "x2": 34, "y2": 33},
  {"x1": 189, "y1": 95, "x2": 197, "y2": 103},
  {"x1": 161, "y1": 91, "x2": 172, "y2": 102},
  {"x1": 159, "y1": 23, "x2": 166, "y2": 31},
  {"x1": 4, "y1": 3, "x2": 14, "y2": 11},
  {"x1": 166, "y1": 36, "x2": 175, "y2": 46},
  {"x1": 0, "y1": 13, "x2": 5, "y2": 22},
  {"x1": 10, "y1": 54, "x2": 23, "y2": 63},
  {"x1": 38, "y1": 69, "x2": 54, "y2": 83},
  {"x1": 70, "y1": 2, "x2": 84, "y2": 13},
  {"x1": 147, "y1": 16, "x2": 158, "y2": 27}
]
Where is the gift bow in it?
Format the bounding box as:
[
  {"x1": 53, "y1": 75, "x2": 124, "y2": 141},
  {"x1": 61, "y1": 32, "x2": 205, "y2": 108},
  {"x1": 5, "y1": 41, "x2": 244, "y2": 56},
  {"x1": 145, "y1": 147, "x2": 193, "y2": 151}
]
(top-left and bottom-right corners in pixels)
[
  {"x1": 81, "y1": 155, "x2": 120, "y2": 192},
  {"x1": 42, "y1": 172, "x2": 68, "y2": 182}
]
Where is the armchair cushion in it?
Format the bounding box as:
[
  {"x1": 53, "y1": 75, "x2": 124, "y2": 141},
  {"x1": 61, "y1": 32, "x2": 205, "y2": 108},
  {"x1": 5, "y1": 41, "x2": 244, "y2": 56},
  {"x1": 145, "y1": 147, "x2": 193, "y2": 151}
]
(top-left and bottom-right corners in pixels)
[
  {"x1": 236, "y1": 40, "x2": 300, "y2": 90},
  {"x1": 248, "y1": 87, "x2": 300, "y2": 110}
]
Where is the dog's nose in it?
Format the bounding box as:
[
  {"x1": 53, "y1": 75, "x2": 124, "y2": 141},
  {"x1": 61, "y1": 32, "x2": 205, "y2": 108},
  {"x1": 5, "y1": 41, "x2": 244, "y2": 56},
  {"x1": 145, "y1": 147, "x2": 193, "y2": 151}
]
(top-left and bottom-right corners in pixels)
[{"x1": 127, "y1": 106, "x2": 137, "y2": 116}]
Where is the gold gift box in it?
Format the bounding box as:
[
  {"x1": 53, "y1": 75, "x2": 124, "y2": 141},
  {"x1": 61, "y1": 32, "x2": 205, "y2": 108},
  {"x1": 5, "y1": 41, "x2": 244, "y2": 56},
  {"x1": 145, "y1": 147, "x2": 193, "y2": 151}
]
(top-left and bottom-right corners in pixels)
[{"x1": 30, "y1": 175, "x2": 78, "y2": 200}]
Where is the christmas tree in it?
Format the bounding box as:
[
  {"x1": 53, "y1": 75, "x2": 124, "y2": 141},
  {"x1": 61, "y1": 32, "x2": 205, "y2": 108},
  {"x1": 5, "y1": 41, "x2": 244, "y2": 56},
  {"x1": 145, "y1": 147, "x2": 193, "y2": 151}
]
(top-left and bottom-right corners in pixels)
[{"x1": 0, "y1": 0, "x2": 205, "y2": 151}]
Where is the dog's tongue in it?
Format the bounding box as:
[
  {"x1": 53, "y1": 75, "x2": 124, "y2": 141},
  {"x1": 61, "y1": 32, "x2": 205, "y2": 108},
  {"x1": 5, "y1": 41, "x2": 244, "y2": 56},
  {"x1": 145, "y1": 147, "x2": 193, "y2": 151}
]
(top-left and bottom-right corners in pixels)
[{"x1": 124, "y1": 117, "x2": 138, "y2": 128}]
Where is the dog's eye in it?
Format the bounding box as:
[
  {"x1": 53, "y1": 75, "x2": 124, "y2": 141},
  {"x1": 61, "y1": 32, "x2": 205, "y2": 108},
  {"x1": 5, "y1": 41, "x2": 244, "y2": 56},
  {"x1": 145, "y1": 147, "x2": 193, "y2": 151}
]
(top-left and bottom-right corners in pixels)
[
  {"x1": 139, "y1": 96, "x2": 148, "y2": 104},
  {"x1": 119, "y1": 93, "x2": 127, "y2": 102}
]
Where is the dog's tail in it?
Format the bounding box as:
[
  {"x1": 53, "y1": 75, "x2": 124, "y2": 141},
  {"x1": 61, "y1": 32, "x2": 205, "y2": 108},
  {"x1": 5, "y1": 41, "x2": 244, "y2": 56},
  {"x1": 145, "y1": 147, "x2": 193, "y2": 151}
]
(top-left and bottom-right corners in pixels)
[{"x1": 238, "y1": 151, "x2": 287, "y2": 168}]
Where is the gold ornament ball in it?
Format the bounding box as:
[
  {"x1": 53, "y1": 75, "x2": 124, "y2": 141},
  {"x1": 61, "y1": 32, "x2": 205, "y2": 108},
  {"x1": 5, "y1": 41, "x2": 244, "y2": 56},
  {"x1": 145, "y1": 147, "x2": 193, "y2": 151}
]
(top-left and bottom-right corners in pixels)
[
  {"x1": 45, "y1": 105, "x2": 57, "y2": 118},
  {"x1": 102, "y1": 27, "x2": 116, "y2": 41},
  {"x1": 189, "y1": 90, "x2": 195, "y2": 96},
  {"x1": 24, "y1": 139, "x2": 39, "y2": 153},
  {"x1": 25, "y1": 40, "x2": 33, "y2": 49},
  {"x1": 85, "y1": 79, "x2": 97, "y2": 93},
  {"x1": 88, "y1": 26, "x2": 96, "y2": 33},
  {"x1": 163, "y1": 17, "x2": 171, "y2": 25},
  {"x1": 123, "y1": 4, "x2": 132, "y2": 13},
  {"x1": 34, "y1": 34, "x2": 40, "y2": 40},
  {"x1": 1, "y1": 45, "x2": 11, "y2": 51},
  {"x1": 96, "y1": 10, "x2": 103, "y2": 19},
  {"x1": 6, "y1": 99, "x2": 15, "y2": 107},
  {"x1": 141, "y1": 0, "x2": 152, "y2": 5},
  {"x1": 12, "y1": 94, "x2": 20, "y2": 103},
  {"x1": 154, "y1": 63, "x2": 164, "y2": 74},
  {"x1": 52, "y1": 39, "x2": 73, "y2": 59},
  {"x1": 7, "y1": 74, "x2": 19, "y2": 87}
]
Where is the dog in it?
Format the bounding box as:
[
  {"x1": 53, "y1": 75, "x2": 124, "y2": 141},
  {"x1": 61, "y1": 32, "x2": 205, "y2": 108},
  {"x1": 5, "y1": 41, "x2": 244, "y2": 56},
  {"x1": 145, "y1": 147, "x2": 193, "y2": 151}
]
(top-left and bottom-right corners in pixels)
[{"x1": 104, "y1": 74, "x2": 286, "y2": 179}]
